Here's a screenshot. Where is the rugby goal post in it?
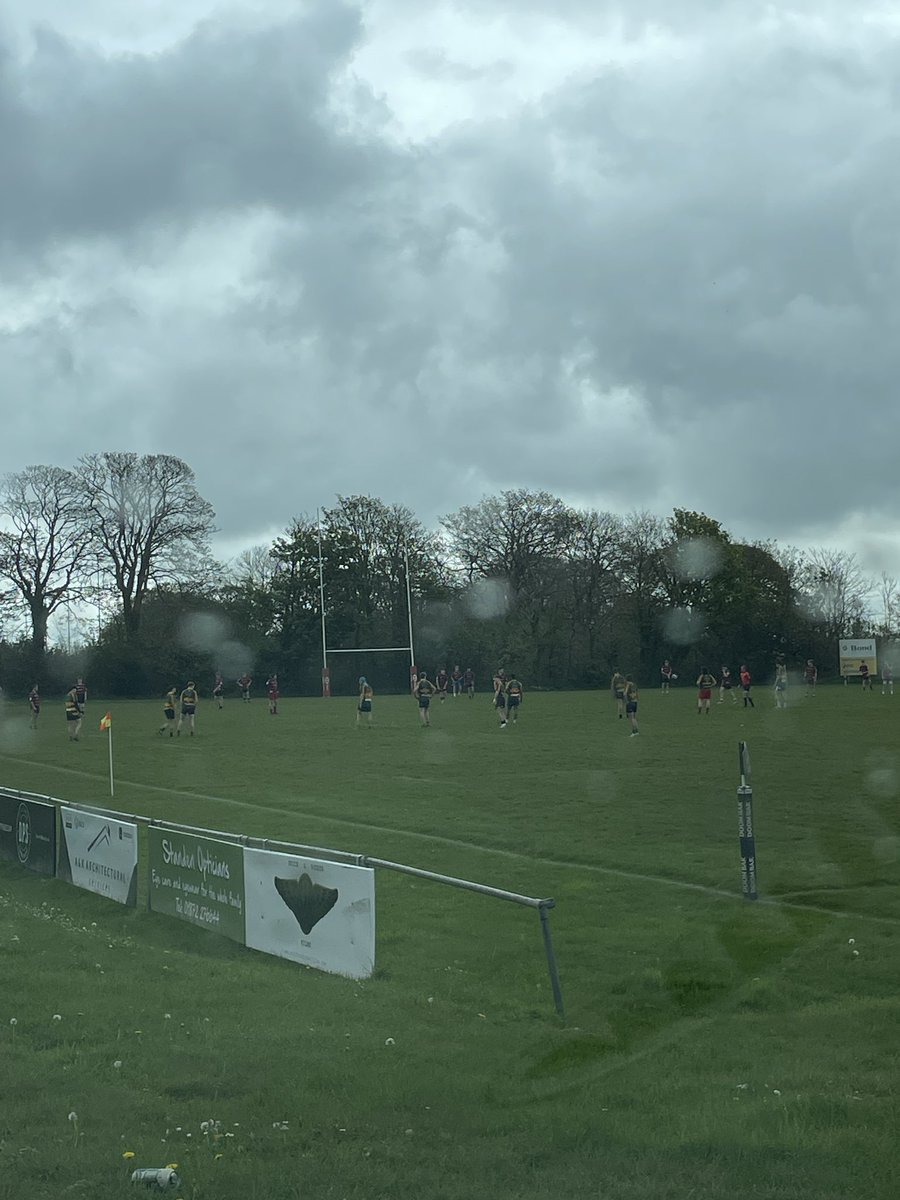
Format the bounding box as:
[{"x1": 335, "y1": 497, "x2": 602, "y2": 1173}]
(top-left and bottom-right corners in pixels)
[{"x1": 317, "y1": 510, "x2": 417, "y2": 696}]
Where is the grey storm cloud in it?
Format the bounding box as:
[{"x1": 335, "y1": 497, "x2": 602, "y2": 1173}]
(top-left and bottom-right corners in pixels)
[
  {"x1": 2, "y1": 0, "x2": 900, "y2": 556},
  {"x1": 0, "y1": 3, "x2": 379, "y2": 249}
]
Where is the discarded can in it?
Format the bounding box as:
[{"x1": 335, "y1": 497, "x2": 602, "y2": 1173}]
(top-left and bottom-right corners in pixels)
[{"x1": 130, "y1": 1167, "x2": 182, "y2": 1191}]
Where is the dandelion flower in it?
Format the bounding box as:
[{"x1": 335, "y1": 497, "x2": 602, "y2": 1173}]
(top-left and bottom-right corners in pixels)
[
  {"x1": 113, "y1": 1060, "x2": 122, "y2": 1069},
  {"x1": 384, "y1": 1037, "x2": 395, "y2": 1046},
  {"x1": 9, "y1": 1018, "x2": 17, "y2": 1026},
  {"x1": 122, "y1": 1151, "x2": 135, "y2": 1160},
  {"x1": 164, "y1": 1013, "x2": 171, "y2": 1020},
  {"x1": 53, "y1": 1014, "x2": 62, "y2": 1021},
  {"x1": 68, "y1": 1112, "x2": 78, "y2": 1123}
]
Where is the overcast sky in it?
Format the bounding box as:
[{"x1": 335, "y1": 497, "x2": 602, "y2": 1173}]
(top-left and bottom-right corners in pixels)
[{"x1": 3, "y1": 0, "x2": 900, "y2": 570}]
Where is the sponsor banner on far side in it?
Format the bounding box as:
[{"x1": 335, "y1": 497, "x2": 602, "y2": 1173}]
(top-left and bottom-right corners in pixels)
[{"x1": 838, "y1": 639, "x2": 878, "y2": 676}]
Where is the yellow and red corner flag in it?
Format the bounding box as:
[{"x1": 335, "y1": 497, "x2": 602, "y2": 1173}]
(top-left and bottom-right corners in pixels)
[{"x1": 99, "y1": 711, "x2": 112, "y2": 731}]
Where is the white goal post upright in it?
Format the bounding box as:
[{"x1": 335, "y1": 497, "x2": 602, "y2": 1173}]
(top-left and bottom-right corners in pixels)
[{"x1": 317, "y1": 508, "x2": 417, "y2": 697}]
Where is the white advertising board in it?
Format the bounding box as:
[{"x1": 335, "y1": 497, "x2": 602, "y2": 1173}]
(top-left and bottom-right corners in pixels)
[
  {"x1": 838, "y1": 638, "x2": 877, "y2": 678},
  {"x1": 58, "y1": 807, "x2": 139, "y2": 906},
  {"x1": 243, "y1": 848, "x2": 375, "y2": 979}
]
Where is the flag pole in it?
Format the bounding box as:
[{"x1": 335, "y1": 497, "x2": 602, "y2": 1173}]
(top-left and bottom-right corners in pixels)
[{"x1": 108, "y1": 722, "x2": 114, "y2": 797}]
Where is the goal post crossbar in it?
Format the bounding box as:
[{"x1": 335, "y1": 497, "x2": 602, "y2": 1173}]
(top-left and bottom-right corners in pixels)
[
  {"x1": 317, "y1": 507, "x2": 418, "y2": 696},
  {"x1": 326, "y1": 647, "x2": 412, "y2": 654}
]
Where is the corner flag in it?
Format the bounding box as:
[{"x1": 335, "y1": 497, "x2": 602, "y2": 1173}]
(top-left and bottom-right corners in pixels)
[{"x1": 100, "y1": 712, "x2": 114, "y2": 797}]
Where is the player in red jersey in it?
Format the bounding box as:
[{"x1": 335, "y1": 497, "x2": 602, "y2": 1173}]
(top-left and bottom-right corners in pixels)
[
  {"x1": 740, "y1": 665, "x2": 754, "y2": 708},
  {"x1": 436, "y1": 667, "x2": 449, "y2": 702},
  {"x1": 804, "y1": 660, "x2": 817, "y2": 695},
  {"x1": 696, "y1": 668, "x2": 717, "y2": 714},
  {"x1": 660, "y1": 660, "x2": 674, "y2": 693},
  {"x1": 464, "y1": 668, "x2": 475, "y2": 699},
  {"x1": 266, "y1": 674, "x2": 279, "y2": 714},
  {"x1": 213, "y1": 671, "x2": 224, "y2": 709},
  {"x1": 237, "y1": 673, "x2": 252, "y2": 702},
  {"x1": 28, "y1": 684, "x2": 41, "y2": 729},
  {"x1": 859, "y1": 661, "x2": 872, "y2": 691}
]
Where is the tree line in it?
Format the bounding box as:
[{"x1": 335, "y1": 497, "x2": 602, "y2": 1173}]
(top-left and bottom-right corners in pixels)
[{"x1": 0, "y1": 456, "x2": 889, "y2": 698}]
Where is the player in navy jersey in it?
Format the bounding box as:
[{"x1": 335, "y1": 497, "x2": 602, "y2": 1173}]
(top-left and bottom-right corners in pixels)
[
  {"x1": 492, "y1": 672, "x2": 508, "y2": 727},
  {"x1": 624, "y1": 677, "x2": 639, "y2": 736},
  {"x1": 504, "y1": 676, "x2": 524, "y2": 725},
  {"x1": 414, "y1": 673, "x2": 437, "y2": 726},
  {"x1": 357, "y1": 676, "x2": 374, "y2": 725}
]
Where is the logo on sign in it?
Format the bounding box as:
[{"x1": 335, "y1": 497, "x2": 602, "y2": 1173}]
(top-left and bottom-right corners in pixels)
[
  {"x1": 87, "y1": 824, "x2": 112, "y2": 853},
  {"x1": 274, "y1": 873, "x2": 339, "y2": 935},
  {"x1": 15, "y1": 803, "x2": 32, "y2": 865}
]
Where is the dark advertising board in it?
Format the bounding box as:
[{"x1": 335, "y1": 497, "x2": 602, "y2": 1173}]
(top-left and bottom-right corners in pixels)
[{"x1": 0, "y1": 793, "x2": 57, "y2": 876}]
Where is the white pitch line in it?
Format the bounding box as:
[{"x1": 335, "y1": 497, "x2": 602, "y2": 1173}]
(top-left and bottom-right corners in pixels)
[{"x1": 2, "y1": 753, "x2": 899, "y2": 925}]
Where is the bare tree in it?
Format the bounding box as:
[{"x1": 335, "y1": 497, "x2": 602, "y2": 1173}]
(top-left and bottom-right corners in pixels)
[
  {"x1": 0, "y1": 466, "x2": 92, "y2": 655},
  {"x1": 877, "y1": 572, "x2": 900, "y2": 636},
  {"x1": 442, "y1": 490, "x2": 575, "y2": 592},
  {"x1": 228, "y1": 544, "x2": 278, "y2": 592},
  {"x1": 564, "y1": 509, "x2": 624, "y2": 666},
  {"x1": 78, "y1": 453, "x2": 216, "y2": 639},
  {"x1": 801, "y1": 548, "x2": 872, "y2": 639}
]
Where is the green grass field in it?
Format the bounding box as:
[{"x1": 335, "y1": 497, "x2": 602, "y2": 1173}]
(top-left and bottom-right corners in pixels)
[{"x1": 1, "y1": 684, "x2": 899, "y2": 1199}]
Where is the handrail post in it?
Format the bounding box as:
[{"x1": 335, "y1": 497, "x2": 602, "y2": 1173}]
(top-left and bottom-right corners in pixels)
[{"x1": 538, "y1": 901, "x2": 565, "y2": 1018}]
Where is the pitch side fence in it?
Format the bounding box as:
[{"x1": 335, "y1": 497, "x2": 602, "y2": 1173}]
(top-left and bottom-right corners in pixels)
[{"x1": 0, "y1": 786, "x2": 564, "y2": 1016}]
